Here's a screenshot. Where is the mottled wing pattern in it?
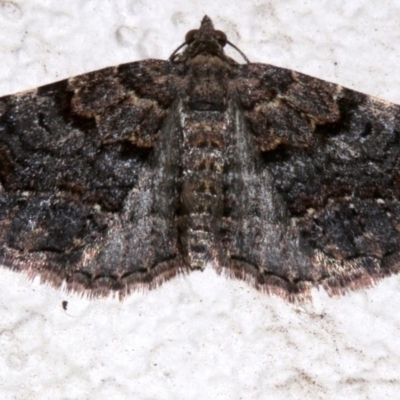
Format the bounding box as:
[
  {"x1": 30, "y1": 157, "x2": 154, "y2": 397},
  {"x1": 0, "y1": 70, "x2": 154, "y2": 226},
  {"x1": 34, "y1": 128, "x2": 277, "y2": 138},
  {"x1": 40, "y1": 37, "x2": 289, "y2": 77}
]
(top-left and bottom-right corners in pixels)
[
  {"x1": 2, "y1": 15, "x2": 400, "y2": 302},
  {"x1": 0, "y1": 60, "x2": 186, "y2": 296},
  {"x1": 222, "y1": 63, "x2": 400, "y2": 299}
]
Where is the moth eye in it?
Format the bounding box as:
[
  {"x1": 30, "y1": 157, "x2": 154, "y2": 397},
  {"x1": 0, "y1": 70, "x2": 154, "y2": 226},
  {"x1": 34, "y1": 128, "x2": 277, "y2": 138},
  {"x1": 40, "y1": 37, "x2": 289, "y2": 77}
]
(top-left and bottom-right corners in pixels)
[
  {"x1": 185, "y1": 29, "x2": 198, "y2": 44},
  {"x1": 215, "y1": 30, "x2": 227, "y2": 47}
]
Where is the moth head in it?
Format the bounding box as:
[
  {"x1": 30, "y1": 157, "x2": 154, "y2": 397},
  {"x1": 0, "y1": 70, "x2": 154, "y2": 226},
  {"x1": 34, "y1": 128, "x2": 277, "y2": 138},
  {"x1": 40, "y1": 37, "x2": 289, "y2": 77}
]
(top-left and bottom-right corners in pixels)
[
  {"x1": 184, "y1": 16, "x2": 228, "y2": 48},
  {"x1": 170, "y1": 16, "x2": 249, "y2": 64}
]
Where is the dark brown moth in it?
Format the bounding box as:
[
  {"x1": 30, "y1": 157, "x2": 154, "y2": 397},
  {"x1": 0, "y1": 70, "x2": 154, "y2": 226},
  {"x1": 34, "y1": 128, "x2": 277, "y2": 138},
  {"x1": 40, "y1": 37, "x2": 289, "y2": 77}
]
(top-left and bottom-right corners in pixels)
[{"x1": 0, "y1": 16, "x2": 399, "y2": 301}]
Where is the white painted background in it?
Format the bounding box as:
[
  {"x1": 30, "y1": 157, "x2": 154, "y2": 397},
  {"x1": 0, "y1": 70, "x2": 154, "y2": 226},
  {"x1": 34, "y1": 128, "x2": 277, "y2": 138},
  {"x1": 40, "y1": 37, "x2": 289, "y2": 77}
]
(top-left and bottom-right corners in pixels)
[{"x1": 0, "y1": 1, "x2": 400, "y2": 399}]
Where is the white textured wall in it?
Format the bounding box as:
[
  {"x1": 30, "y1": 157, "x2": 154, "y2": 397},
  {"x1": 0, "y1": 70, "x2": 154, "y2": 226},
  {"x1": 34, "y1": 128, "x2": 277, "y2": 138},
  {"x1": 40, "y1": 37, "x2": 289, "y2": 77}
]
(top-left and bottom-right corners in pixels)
[{"x1": 1, "y1": 1, "x2": 400, "y2": 399}]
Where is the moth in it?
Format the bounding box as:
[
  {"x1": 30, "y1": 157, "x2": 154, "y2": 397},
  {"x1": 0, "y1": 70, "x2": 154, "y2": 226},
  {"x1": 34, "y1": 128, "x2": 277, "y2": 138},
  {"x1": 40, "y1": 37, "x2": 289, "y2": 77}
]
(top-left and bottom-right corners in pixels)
[{"x1": 0, "y1": 16, "x2": 399, "y2": 301}]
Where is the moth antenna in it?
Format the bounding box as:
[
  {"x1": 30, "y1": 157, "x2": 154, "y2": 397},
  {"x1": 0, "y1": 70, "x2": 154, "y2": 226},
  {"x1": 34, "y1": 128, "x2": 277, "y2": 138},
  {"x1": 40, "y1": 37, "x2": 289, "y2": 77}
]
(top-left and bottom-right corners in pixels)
[
  {"x1": 169, "y1": 40, "x2": 250, "y2": 63},
  {"x1": 226, "y1": 40, "x2": 250, "y2": 63},
  {"x1": 169, "y1": 42, "x2": 186, "y2": 61}
]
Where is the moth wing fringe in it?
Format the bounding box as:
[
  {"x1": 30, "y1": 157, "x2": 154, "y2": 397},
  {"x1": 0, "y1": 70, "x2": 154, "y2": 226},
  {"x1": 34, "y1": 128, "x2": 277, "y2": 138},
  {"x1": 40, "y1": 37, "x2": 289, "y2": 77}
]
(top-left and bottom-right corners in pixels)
[
  {"x1": 215, "y1": 258, "x2": 400, "y2": 303},
  {"x1": 0, "y1": 256, "x2": 191, "y2": 300}
]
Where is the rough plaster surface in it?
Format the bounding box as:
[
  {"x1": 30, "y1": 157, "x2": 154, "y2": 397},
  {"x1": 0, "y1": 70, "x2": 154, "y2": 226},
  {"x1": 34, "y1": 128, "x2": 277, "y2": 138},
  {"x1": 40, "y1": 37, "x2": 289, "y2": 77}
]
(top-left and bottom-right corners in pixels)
[{"x1": 0, "y1": 1, "x2": 400, "y2": 399}]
